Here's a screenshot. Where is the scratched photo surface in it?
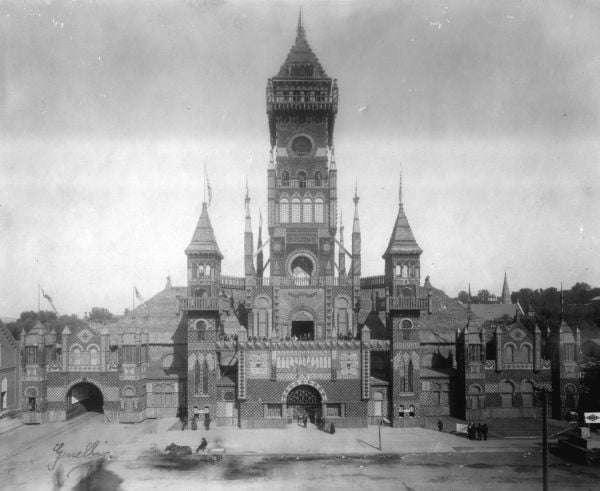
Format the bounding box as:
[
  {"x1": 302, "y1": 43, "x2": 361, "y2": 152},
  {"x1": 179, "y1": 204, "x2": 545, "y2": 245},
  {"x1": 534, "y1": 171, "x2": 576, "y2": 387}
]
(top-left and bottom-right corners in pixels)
[{"x1": 1, "y1": 1, "x2": 600, "y2": 490}]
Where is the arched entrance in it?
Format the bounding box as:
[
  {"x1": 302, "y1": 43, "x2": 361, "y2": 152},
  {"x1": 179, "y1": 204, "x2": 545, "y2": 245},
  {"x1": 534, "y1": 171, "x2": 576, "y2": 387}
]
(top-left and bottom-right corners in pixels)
[
  {"x1": 291, "y1": 309, "x2": 315, "y2": 340},
  {"x1": 66, "y1": 382, "x2": 104, "y2": 419},
  {"x1": 286, "y1": 385, "x2": 322, "y2": 424}
]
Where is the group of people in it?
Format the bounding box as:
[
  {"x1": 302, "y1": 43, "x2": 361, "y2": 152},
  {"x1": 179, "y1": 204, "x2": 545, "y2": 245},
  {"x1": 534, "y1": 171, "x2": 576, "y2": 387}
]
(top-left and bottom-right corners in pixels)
[
  {"x1": 467, "y1": 421, "x2": 488, "y2": 440},
  {"x1": 177, "y1": 405, "x2": 211, "y2": 432}
]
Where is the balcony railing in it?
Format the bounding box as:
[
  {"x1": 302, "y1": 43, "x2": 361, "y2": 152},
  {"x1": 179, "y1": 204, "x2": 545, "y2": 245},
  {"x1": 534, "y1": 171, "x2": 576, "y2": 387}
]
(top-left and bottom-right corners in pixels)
[
  {"x1": 221, "y1": 275, "x2": 246, "y2": 289},
  {"x1": 178, "y1": 297, "x2": 219, "y2": 312},
  {"x1": 388, "y1": 297, "x2": 429, "y2": 311},
  {"x1": 276, "y1": 179, "x2": 328, "y2": 188},
  {"x1": 360, "y1": 275, "x2": 386, "y2": 288}
]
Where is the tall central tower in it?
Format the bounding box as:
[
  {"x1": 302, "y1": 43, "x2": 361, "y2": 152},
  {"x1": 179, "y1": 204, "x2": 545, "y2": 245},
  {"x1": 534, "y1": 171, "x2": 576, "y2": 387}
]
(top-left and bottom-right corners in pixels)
[{"x1": 266, "y1": 15, "x2": 339, "y2": 280}]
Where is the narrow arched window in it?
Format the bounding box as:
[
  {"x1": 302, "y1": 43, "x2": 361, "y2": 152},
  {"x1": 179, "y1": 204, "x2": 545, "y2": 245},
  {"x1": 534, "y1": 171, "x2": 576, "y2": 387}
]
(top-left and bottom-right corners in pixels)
[
  {"x1": 202, "y1": 359, "x2": 209, "y2": 394},
  {"x1": 522, "y1": 345, "x2": 531, "y2": 363},
  {"x1": 194, "y1": 360, "x2": 202, "y2": 394},
  {"x1": 90, "y1": 348, "x2": 99, "y2": 366},
  {"x1": 302, "y1": 197, "x2": 312, "y2": 223},
  {"x1": 281, "y1": 171, "x2": 290, "y2": 187},
  {"x1": 402, "y1": 265, "x2": 408, "y2": 277},
  {"x1": 504, "y1": 345, "x2": 514, "y2": 364},
  {"x1": 314, "y1": 198, "x2": 324, "y2": 223},
  {"x1": 407, "y1": 360, "x2": 414, "y2": 392},
  {"x1": 314, "y1": 171, "x2": 322, "y2": 187},
  {"x1": 280, "y1": 198, "x2": 289, "y2": 223},
  {"x1": 291, "y1": 198, "x2": 301, "y2": 223},
  {"x1": 298, "y1": 171, "x2": 307, "y2": 188}
]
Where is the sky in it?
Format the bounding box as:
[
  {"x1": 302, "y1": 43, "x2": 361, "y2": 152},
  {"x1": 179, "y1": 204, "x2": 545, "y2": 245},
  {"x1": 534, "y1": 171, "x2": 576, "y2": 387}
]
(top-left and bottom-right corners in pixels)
[{"x1": 1, "y1": 0, "x2": 599, "y2": 318}]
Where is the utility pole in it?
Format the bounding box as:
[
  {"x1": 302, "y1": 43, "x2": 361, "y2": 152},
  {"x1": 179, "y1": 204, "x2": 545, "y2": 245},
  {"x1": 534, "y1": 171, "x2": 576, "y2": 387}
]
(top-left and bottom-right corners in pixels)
[
  {"x1": 378, "y1": 419, "x2": 382, "y2": 450},
  {"x1": 536, "y1": 387, "x2": 549, "y2": 491}
]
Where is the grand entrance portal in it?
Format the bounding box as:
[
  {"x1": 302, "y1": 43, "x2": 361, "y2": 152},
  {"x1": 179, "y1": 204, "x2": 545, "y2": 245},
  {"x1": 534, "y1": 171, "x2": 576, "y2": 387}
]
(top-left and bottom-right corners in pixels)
[
  {"x1": 291, "y1": 321, "x2": 314, "y2": 340},
  {"x1": 286, "y1": 385, "x2": 322, "y2": 424},
  {"x1": 66, "y1": 382, "x2": 104, "y2": 419}
]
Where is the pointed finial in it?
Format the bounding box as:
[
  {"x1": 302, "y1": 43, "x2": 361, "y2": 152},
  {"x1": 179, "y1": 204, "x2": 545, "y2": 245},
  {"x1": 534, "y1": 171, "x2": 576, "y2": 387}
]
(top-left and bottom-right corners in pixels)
[
  {"x1": 353, "y1": 179, "x2": 359, "y2": 205},
  {"x1": 244, "y1": 178, "x2": 251, "y2": 218},
  {"x1": 330, "y1": 146, "x2": 336, "y2": 169},
  {"x1": 399, "y1": 164, "x2": 403, "y2": 206},
  {"x1": 297, "y1": 8, "x2": 305, "y2": 40},
  {"x1": 467, "y1": 283, "x2": 472, "y2": 318},
  {"x1": 259, "y1": 209, "x2": 263, "y2": 229}
]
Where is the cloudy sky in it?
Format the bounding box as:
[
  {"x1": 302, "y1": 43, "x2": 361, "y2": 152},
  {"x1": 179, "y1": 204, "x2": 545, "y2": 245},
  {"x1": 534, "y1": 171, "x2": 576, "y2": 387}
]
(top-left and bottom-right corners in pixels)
[{"x1": 1, "y1": 0, "x2": 599, "y2": 318}]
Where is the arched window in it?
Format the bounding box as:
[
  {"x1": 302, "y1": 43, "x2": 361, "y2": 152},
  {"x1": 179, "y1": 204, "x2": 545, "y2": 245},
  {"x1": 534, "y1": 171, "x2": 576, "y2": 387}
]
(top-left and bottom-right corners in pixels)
[
  {"x1": 280, "y1": 198, "x2": 289, "y2": 223},
  {"x1": 302, "y1": 197, "x2": 312, "y2": 223},
  {"x1": 196, "y1": 320, "x2": 207, "y2": 342},
  {"x1": 373, "y1": 391, "x2": 384, "y2": 416},
  {"x1": 469, "y1": 385, "x2": 482, "y2": 409},
  {"x1": 73, "y1": 348, "x2": 81, "y2": 366},
  {"x1": 123, "y1": 387, "x2": 136, "y2": 411},
  {"x1": 407, "y1": 360, "x2": 414, "y2": 392},
  {"x1": 194, "y1": 360, "x2": 202, "y2": 394},
  {"x1": 0, "y1": 377, "x2": 7, "y2": 410},
  {"x1": 522, "y1": 345, "x2": 532, "y2": 363},
  {"x1": 298, "y1": 171, "x2": 307, "y2": 188},
  {"x1": 521, "y1": 381, "x2": 534, "y2": 407},
  {"x1": 402, "y1": 265, "x2": 408, "y2": 277},
  {"x1": 500, "y1": 381, "x2": 514, "y2": 408},
  {"x1": 401, "y1": 319, "x2": 412, "y2": 340},
  {"x1": 504, "y1": 345, "x2": 514, "y2": 364},
  {"x1": 281, "y1": 171, "x2": 290, "y2": 187},
  {"x1": 395, "y1": 264, "x2": 401, "y2": 277},
  {"x1": 90, "y1": 348, "x2": 99, "y2": 366},
  {"x1": 314, "y1": 171, "x2": 322, "y2": 187},
  {"x1": 291, "y1": 198, "x2": 301, "y2": 223},
  {"x1": 202, "y1": 359, "x2": 209, "y2": 394},
  {"x1": 314, "y1": 198, "x2": 324, "y2": 223}
]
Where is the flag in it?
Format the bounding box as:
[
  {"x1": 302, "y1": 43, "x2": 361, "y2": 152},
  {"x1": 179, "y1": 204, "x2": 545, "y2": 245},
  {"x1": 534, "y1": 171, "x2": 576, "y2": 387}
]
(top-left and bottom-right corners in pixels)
[
  {"x1": 41, "y1": 288, "x2": 57, "y2": 313},
  {"x1": 134, "y1": 286, "x2": 143, "y2": 301},
  {"x1": 259, "y1": 209, "x2": 263, "y2": 228},
  {"x1": 204, "y1": 162, "x2": 212, "y2": 206}
]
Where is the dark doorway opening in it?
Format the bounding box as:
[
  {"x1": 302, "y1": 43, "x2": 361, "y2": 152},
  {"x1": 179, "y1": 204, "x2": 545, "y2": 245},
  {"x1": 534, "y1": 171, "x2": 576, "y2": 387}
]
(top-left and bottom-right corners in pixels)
[
  {"x1": 292, "y1": 321, "x2": 314, "y2": 340},
  {"x1": 66, "y1": 382, "x2": 104, "y2": 419},
  {"x1": 286, "y1": 385, "x2": 322, "y2": 424}
]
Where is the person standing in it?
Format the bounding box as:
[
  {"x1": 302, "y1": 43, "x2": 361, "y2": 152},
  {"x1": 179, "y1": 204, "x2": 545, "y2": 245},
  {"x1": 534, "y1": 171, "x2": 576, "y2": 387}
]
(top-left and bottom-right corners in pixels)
[
  {"x1": 437, "y1": 419, "x2": 443, "y2": 432},
  {"x1": 195, "y1": 437, "x2": 208, "y2": 454},
  {"x1": 303, "y1": 414, "x2": 308, "y2": 428},
  {"x1": 482, "y1": 423, "x2": 488, "y2": 441},
  {"x1": 192, "y1": 406, "x2": 200, "y2": 431},
  {"x1": 204, "y1": 412, "x2": 211, "y2": 431}
]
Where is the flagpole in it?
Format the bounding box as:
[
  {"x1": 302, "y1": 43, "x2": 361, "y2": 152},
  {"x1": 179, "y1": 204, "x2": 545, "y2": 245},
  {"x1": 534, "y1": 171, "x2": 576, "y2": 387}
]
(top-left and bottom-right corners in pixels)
[
  {"x1": 132, "y1": 285, "x2": 135, "y2": 314},
  {"x1": 38, "y1": 284, "x2": 40, "y2": 314}
]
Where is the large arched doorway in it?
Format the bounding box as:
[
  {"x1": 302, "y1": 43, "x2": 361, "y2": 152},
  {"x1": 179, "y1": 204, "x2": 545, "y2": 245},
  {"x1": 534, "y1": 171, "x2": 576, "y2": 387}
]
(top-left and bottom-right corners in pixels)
[
  {"x1": 291, "y1": 310, "x2": 315, "y2": 340},
  {"x1": 66, "y1": 382, "x2": 104, "y2": 419},
  {"x1": 286, "y1": 385, "x2": 322, "y2": 424}
]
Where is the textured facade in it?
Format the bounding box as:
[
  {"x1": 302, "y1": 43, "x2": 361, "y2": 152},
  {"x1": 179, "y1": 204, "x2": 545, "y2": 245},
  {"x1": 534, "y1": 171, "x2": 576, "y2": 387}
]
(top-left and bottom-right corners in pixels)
[{"x1": 21, "y1": 17, "x2": 580, "y2": 427}]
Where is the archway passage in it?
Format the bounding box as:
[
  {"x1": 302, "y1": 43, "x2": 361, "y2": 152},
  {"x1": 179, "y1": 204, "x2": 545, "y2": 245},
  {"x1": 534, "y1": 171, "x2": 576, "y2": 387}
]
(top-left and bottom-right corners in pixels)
[
  {"x1": 286, "y1": 384, "x2": 322, "y2": 424},
  {"x1": 66, "y1": 382, "x2": 104, "y2": 419},
  {"x1": 291, "y1": 321, "x2": 314, "y2": 340}
]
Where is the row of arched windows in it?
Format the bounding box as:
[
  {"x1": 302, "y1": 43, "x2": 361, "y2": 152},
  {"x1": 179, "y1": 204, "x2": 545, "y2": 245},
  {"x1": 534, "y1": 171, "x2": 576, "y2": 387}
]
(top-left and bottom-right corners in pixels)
[
  {"x1": 503, "y1": 344, "x2": 532, "y2": 364},
  {"x1": 280, "y1": 171, "x2": 324, "y2": 187},
  {"x1": 280, "y1": 197, "x2": 324, "y2": 223}
]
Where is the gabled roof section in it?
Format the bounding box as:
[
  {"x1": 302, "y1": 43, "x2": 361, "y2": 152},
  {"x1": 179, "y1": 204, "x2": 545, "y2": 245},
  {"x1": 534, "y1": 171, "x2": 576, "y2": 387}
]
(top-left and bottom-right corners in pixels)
[
  {"x1": 383, "y1": 204, "x2": 422, "y2": 257},
  {"x1": 470, "y1": 303, "x2": 523, "y2": 322},
  {"x1": 185, "y1": 202, "x2": 223, "y2": 258},
  {"x1": 275, "y1": 13, "x2": 328, "y2": 79}
]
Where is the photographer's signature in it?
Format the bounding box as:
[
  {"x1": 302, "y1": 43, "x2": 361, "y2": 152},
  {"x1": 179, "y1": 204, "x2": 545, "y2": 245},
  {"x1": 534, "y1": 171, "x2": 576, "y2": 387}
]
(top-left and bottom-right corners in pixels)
[{"x1": 48, "y1": 440, "x2": 111, "y2": 474}]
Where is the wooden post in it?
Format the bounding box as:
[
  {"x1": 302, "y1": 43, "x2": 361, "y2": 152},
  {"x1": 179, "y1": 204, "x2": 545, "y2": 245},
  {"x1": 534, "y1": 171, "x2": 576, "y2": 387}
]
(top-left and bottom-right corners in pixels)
[{"x1": 542, "y1": 389, "x2": 548, "y2": 491}]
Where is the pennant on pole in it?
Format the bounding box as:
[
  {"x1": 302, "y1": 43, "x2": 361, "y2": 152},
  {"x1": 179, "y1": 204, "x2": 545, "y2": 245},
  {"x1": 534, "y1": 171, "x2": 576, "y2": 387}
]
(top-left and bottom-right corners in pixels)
[
  {"x1": 41, "y1": 288, "x2": 57, "y2": 313},
  {"x1": 204, "y1": 162, "x2": 212, "y2": 207},
  {"x1": 134, "y1": 286, "x2": 143, "y2": 302}
]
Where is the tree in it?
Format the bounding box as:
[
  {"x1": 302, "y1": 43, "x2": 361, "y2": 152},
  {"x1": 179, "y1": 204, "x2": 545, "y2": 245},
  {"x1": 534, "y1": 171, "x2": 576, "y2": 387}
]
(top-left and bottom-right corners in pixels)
[
  {"x1": 88, "y1": 307, "x2": 115, "y2": 324},
  {"x1": 457, "y1": 290, "x2": 470, "y2": 304},
  {"x1": 476, "y1": 289, "x2": 491, "y2": 304}
]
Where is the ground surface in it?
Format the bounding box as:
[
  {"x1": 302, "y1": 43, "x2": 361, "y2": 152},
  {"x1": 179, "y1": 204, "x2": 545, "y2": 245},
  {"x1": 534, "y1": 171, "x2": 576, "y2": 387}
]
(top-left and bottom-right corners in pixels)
[{"x1": 1, "y1": 414, "x2": 599, "y2": 490}]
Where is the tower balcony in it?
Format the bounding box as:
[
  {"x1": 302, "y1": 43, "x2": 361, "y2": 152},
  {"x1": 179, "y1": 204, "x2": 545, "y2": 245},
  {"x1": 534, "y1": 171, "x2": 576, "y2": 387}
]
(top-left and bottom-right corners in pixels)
[
  {"x1": 178, "y1": 296, "x2": 219, "y2": 312},
  {"x1": 388, "y1": 296, "x2": 430, "y2": 312},
  {"x1": 276, "y1": 178, "x2": 328, "y2": 188},
  {"x1": 267, "y1": 100, "x2": 335, "y2": 113}
]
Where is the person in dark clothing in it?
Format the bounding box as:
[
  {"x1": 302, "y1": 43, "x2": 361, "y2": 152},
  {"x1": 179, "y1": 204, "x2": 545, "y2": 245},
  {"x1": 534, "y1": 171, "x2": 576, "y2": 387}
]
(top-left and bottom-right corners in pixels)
[
  {"x1": 467, "y1": 422, "x2": 473, "y2": 440},
  {"x1": 303, "y1": 414, "x2": 308, "y2": 428},
  {"x1": 195, "y1": 438, "x2": 208, "y2": 454},
  {"x1": 329, "y1": 422, "x2": 335, "y2": 434},
  {"x1": 437, "y1": 419, "x2": 443, "y2": 432},
  {"x1": 482, "y1": 423, "x2": 488, "y2": 440}
]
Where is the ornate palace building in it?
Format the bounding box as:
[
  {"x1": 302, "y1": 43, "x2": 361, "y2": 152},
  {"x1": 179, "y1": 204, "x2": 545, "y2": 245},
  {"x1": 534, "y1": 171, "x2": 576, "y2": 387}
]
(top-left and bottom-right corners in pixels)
[{"x1": 20, "y1": 17, "x2": 580, "y2": 427}]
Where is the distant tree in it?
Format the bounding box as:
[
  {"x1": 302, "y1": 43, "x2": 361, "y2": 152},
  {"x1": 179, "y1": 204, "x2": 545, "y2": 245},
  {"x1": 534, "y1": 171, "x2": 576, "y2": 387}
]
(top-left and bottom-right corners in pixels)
[
  {"x1": 5, "y1": 311, "x2": 84, "y2": 340},
  {"x1": 88, "y1": 307, "x2": 115, "y2": 324},
  {"x1": 457, "y1": 291, "x2": 470, "y2": 304},
  {"x1": 476, "y1": 289, "x2": 491, "y2": 304}
]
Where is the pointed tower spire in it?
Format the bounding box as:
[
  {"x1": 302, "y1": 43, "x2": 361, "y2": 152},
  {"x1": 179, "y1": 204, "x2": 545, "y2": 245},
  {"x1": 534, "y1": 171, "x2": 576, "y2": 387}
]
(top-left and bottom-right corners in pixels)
[
  {"x1": 297, "y1": 8, "x2": 305, "y2": 40},
  {"x1": 501, "y1": 271, "x2": 511, "y2": 304},
  {"x1": 185, "y1": 202, "x2": 223, "y2": 259},
  {"x1": 399, "y1": 165, "x2": 403, "y2": 207},
  {"x1": 338, "y1": 211, "x2": 346, "y2": 276},
  {"x1": 560, "y1": 282, "x2": 564, "y2": 324},
  {"x1": 256, "y1": 209, "x2": 264, "y2": 277},
  {"x1": 353, "y1": 180, "x2": 360, "y2": 234},
  {"x1": 244, "y1": 180, "x2": 255, "y2": 276}
]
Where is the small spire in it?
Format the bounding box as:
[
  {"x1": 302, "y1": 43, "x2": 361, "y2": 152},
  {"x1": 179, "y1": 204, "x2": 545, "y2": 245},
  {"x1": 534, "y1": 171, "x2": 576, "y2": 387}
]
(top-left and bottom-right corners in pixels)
[
  {"x1": 501, "y1": 270, "x2": 511, "y2": 304},
  {"x1": 560, "y1": 282, "x2": 564, "y2": 324},
  {"x1": 339, "y1": 211, "x2": 344, "y2": 244},
  {"x1": 399, "y1": 164, "x2": 403, "y2": 206},
  {"x1": 353, "y1": 179, "x2": 359, "y2": 205},
  {"x1": 297, "y1": 8, "x2": 305, "y2": 40},
  {"x1": 259, "y1": 209, "x2": 263, "y2": 229},
  {"x1": 268, "y1": 148, "x2": 274, "y2": 169},
  {"x1": 467, "y1": 283, "x2": 472, "y2": 320},
  {"x1": 330, "y1": 147, "x2": 336, "y2": 169}
]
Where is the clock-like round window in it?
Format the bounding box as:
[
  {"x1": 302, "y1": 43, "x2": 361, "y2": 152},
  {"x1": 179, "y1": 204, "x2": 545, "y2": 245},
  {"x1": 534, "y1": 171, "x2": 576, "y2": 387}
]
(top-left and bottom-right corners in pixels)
[{"x1": 291, "y1": 136, "x2": 313, "y2": 156}]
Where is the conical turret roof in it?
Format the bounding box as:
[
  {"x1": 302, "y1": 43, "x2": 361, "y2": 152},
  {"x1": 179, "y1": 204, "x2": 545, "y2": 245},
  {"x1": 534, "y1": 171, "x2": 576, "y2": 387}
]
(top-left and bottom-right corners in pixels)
[
  {"x1": 185, "y1": 202, "x2": 223, "y2": 258},
  {"x1": 275, "y1": 13, "x2": 328, "y2": 79},
  {"x1": 501, "y1": 272, "x2": 511, "y2": 304},
  {"x1": 383, "y1": 204, "x2": 422, "y2": 258}
]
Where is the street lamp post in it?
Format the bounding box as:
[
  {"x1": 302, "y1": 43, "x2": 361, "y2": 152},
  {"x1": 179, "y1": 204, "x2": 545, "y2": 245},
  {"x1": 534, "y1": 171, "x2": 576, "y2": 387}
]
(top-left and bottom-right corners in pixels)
[
  {"x1": 535, "y1": 386, "x2": 550, "y2": 491},
  {"x1": 378, "y1": 418, "x2": 382, "y2": 450}
]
